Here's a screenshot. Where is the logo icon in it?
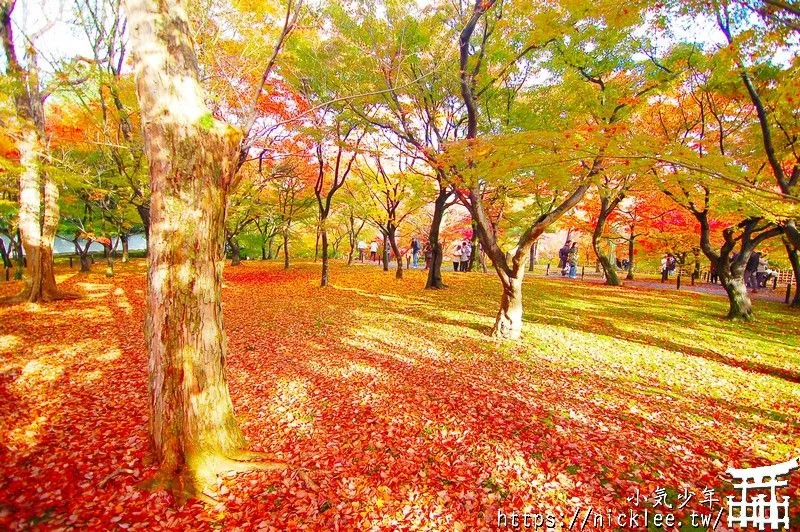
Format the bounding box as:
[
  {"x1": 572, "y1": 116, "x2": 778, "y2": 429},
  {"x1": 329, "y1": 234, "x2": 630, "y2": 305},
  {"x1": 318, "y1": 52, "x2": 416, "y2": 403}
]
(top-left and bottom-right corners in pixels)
[{"x1": 726, "y1": 458, "x2": 798, "y2": 530}]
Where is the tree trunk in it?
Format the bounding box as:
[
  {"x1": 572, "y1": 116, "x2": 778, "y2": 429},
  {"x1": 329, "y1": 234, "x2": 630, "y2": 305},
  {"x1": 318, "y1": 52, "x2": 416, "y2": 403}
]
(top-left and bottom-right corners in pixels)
[
  {"x1": 229, "y1": 238, "x2": 241, "y2": 266},
  {"x1": 126, "y1": 0, "x2": 281, "y2": 502},
  {"x1": 137, "y1": 203, "x2": 151, "y2": 254},
  {"x1": 104, "y1": 243, "x2": 114, "y2": 277},
  {"x1": 593, "y1": 196, "x2": 621, "y2": 286},
  {"x1": 492, "y1": 273, "x2": 523, "y2": 340},
  {"x1": 626, "y1": 237, "x2": 635, "y2": 280},
  {"x1": 425, "y1": 187, "x2": 448, "y2": 289},
  {"x1": 320, "y1": 228, "x2": 329, "y2": 287},
  {"x1": 15, "y1": 131, "x2": 61, "y2": 301},
  {"x1": 283, "y1": 231, "x2": 289, "y2": 270},
  {"x1": 75, "y1": 241, "x2": 92, "y2": 272},
  {"x1": 382, "y1": 231, "x2": 389, "y2": 272},
  {"x1": 314, "y1": 223, "x2": 320, "y2": 263},
  {"x1": 0, "y1": 238, "x2": 10, "y2": 268},
  {"x1": 785, "y1": 239, "x2": 800, "y2": 307},
  {"x1": 1, "y1": 3, "x2": 60, "y2": 303},
  {"x1": 719, "y1": 271, "x2": 753, "y2": 320},
  {"x1": 121, "y1": 233, "x2": 130, "y2": 263},
  {"x1": 388, "y1": 227, "x2": 403, "y2": 280}
]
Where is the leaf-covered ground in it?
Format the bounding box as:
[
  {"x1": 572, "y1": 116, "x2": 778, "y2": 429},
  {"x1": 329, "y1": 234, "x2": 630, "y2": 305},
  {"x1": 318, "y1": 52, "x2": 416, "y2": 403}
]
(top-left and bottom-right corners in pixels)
[{"x1": 1, "y1": 261, "x2": 799, "y2": 530}]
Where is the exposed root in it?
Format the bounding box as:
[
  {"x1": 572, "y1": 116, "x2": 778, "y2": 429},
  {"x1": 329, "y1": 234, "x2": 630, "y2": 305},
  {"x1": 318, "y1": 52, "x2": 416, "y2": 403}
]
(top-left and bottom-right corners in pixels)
[
  {"x1": 139, "y1": 449, "x2": 291, "y2": 506},
  {"x1": 98, "y1": 468, "x2": 136, "y2": 489}
]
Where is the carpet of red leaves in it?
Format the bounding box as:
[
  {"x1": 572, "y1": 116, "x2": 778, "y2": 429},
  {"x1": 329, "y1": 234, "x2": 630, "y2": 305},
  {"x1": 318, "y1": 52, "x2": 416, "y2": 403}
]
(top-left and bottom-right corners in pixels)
[{"x1": 1, "y1": 260, "x2": 798, "y2": 530}]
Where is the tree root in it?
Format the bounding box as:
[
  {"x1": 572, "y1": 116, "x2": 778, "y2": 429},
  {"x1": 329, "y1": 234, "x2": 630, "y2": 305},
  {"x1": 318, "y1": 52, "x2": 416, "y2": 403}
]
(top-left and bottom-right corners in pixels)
[
  {"x1": 138, "y1": 449, "x2": 294, "y2": 506},
  {"x1": 98, "y1": 468, "x2": 137, "y2": 488}
]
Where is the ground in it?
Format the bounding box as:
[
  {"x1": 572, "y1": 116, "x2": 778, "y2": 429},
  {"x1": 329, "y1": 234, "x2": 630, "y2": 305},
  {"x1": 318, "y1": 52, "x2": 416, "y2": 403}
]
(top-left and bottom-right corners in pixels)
[{"x1": 1, "y1": 260, "x2": 799, "y2": 530}]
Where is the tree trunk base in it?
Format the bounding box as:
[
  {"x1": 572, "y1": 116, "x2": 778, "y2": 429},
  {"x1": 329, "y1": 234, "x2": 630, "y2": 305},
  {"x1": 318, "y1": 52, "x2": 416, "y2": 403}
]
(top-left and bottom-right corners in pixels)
[{"x1": 139, "y1": 450, "x2": 288, "y2": 506}]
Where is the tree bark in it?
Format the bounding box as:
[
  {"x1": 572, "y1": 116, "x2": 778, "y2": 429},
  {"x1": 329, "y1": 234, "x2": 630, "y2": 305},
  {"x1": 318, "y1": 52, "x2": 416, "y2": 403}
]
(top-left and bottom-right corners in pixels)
[
  {"x1": 425, "y1": 187, "x2": 448, "y2": 289},
  {"x1": 229, "y1": 238, "x2": 241, "y2": 266},
  {"x1": 719, "y1": 271, "x2": 753, "y2": 320},
  {"x1": 320, "y1": 228, "x2": 329, "y2": 287},
  {"x1": 0, "y1": 238, "x2": 10, "y2": 268},
  {"x1": 121, "y1": 233, "x2": 130, "y2": 263},
  {"x1": 125, "y1": 0, "x2": 281, "y2": 502},
  {"x1": 626, "y1": 236, "x2": 635, "y2": 280},
  {"x1": 382, "y1": 231, "x2": 389, "y2": 272},
  {"x1": 388, "y1": 226, "x2": 403, "y2": 279},
  {"x1": 1, "y1": 1, "x2": 61, "y2": 303},
  {"x1": 493, "y1": 273, "x2": 523, "y2": 340},
  {"x1": 75, "y1": 240, "x2": 92, "y2": 272},
  {"x1": 593, "y1": 196, "x2": 622, "y2": 286}
]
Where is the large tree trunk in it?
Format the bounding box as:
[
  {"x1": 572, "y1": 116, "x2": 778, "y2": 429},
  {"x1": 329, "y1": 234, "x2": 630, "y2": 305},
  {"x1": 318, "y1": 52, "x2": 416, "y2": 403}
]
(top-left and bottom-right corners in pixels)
[
  {"x1": 229, "y1": 238, "x2": 241, "y2": 266},
  {"x1": 16, "y1": 131, "x2": 60, "y2": 301},
  {"x1": 425, "y1": 187, "x2": 448, "y2": 289},
  {"x1": 126, "y1": 0, "x2": 282, "y2": 502},
  {"x1": 320, "y1": 228, "x2": 329, "y2": 287},
  {"x1": 626, "y1": 237, "x2": 635, "y2": 280},
  {"x1": 593, "y1": 196, "x2": 622, "y2": 286},
  {"x1": 1, "y1": 2, "x2": 60, "y2": 303},
  {"x1": 74, "y1": 240, "x2": 92, "y2": 272},
  {"x1": 785, "y1": 239, "x2": 800, "y2": 307},
  {"x1": 719, "y1": 271, "x2": 753, "y2": 320},
  {"x1": 493, "y1": 273, "x2": 523, "y2": 340}
]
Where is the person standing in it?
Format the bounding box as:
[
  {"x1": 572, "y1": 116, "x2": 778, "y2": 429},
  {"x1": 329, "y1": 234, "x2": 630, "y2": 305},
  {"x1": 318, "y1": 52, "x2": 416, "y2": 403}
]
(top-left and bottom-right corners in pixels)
[
  {"x1": 411, "y1": 238, "x2": 420, "y2": 268},
  {"x1": 661, "y1": 254, "x2": 669, "y2": 283},
  {"x1": 757, "y1": 253, "x2": 768, "y2": 288},
  {"x1": 745, "y1": 251, "x2": 760, "y2": 292},
  {"x1": 709, "y1": 261, "x2": 718, "y2": 284},
  {"x1": 558, "y1": 240, "x2": 571, "y2": 276},
  {"x1": 369, "y1": 240, "x2": 379, "y2": 264},
  {"x1": 460, "y1": 240, "x2": 472, "y2": 272},
  {"x1": 568, "y1": 242, "x2": 579, "y2": 279},
  {"x1": 453, "y1": 243, "x2": 462, "y2": 271}
]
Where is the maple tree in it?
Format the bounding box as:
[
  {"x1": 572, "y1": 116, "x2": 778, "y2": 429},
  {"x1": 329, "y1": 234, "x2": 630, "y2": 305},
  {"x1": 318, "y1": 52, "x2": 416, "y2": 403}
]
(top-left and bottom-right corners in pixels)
[{"x1": 3, "y1": 0, "x2": 800, "y2": 521}]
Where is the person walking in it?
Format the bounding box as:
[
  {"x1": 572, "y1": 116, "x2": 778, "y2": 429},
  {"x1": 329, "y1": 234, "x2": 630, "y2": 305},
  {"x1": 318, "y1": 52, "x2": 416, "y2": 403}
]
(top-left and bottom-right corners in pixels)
[
  {"x1": 460, "y1": 240, "x2": 472, "y2": 272},
  {"x1": 709, "y1": 262, "x2": 718, "y2": 284},
  {"x1": 369, "y1": 240, "x2": 379, "y2": 263},
  {"x1": 661, "y1": 254, "x2": 670, "y2": 283},
  {"x1": 453, "y1": 243, "x2": 462, "y2": 271},
  {"x1": 357, "y1": 240, "x2": 367, "y2": 262},
  {"x1": 567, "y1": 242, "x2": 579, "y2": 279},
  {"x1": 745, "y1": 251, "x2": 760, "y2": 292}
]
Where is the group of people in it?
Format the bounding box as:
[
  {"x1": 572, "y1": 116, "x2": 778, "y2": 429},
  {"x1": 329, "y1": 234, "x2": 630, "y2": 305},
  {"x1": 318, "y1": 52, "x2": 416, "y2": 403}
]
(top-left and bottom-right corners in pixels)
[
  {"x1": 357, "y1": 240, "x2": 381, "y2": 263},
  {"x1": 354, "y1": 237, "x2": 436, "y2": 270},
  {"x1": 660, "y1": 254, "x2": 678, "y2": 283},
  {"x1": 452, "y1": 240, "x2": 473, "y2": 271},
  {"x1": 743, "y1": 251, "x2": 778, "y2": 292},
  {"x1": 558, "y1": 240, "x2": 579, "y2": 279}
]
